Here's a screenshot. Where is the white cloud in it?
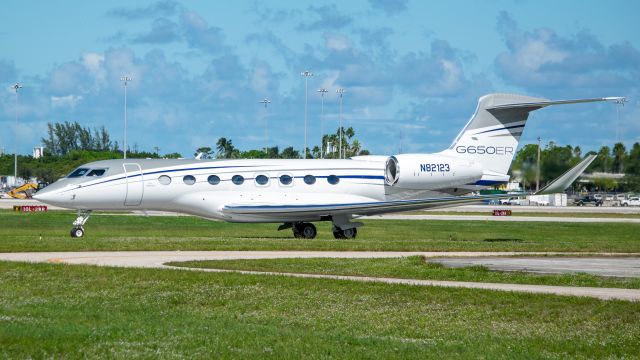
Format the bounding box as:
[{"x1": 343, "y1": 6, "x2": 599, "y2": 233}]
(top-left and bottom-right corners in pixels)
[
  {"x1": 51, "y1": 94, "x2": 83, "y2": 109},
  {"x1": 324, "y1": 32, "x2": 352, "y2": 52},
  {"x1": 82, "y1": 52, "x2": 107, "y2": 87}
]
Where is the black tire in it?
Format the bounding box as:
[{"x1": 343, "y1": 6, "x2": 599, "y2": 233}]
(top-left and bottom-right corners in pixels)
[
  {"x1": 342, "y1": 228, "x2": 357, "y2": 239},
  {"x1": 622, "y1": 203, "x2": 629, "y2": 207},
  {"x1": 300, "y1": 223, "x2": 317, "y2": 239},
  {"x1": 70, "y1": 227, "x2": 84, "y2": 238},
  {"x1": 292, "y1": 224, "x2": 303, "y2": 238}
]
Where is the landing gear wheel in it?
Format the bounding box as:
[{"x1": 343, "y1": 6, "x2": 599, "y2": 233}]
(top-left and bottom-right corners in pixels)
[
  {"x1": 333, "y1": 227, "x2": 357, "y2": 239},
  {"x1": 342, "y1": 227, "x2": 357, "y2": 239},
  {"x1": 70, "y1": 210, "x2": 92, "y2": 238},
  {"x1": 292, "y1": 223, "x2": 317, "y2": 239},
  {"x1": 300, "y1": 223, "x2": 317, "y2": 239},
  {"x1": 70, "y1": 227, "x2": 85, "y2": 238}
]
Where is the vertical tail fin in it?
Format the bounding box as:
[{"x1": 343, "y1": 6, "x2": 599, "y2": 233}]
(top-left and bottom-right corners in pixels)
[{"x1": 441, "y1": 93, "x2": 621, "y2": 175}]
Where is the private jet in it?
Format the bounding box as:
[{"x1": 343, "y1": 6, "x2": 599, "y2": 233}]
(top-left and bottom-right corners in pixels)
[{"x1": 34, "y1": 93, "x2": 621, "y2": 239}]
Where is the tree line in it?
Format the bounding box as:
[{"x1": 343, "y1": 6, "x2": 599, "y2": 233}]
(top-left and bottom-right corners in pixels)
[
  {"x1": 512, "y1": 141, "x2": 640, "y2": 191},
  {"x1": 195, "y1": 127, "x2": 370, "y2": 160}
]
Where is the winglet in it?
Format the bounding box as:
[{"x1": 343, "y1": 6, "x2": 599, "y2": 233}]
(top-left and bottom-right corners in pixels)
[{"x1": 535, "y1": 155, "x2": 596, "y2": 195}]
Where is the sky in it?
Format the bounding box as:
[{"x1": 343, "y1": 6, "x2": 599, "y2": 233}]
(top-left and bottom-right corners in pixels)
[{"x1": 1, "y1": 0, "x2": 639, "y2": 157}]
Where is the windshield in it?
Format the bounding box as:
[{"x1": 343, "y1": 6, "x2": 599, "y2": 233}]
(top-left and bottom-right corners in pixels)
[
  {"x1": 68, "y1": 168, "x2": 90, "y2": 178},
  {"x1": 86, "y1": 169, "x2": 107, "y2": 177}
]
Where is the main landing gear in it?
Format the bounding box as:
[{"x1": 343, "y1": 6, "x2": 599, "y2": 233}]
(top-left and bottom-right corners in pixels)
[
  {"x1": 70, "y1": 210, "x2": 92, "y2": 238},
  {"x1": 293, "y1": 223, "x2": 317, "y2": 239},
  {"x1": 278, "y1": 220, "x2": 361, "y2": 239},
  {"x1": 279, "y1": 222, "x2": 318, "y2": 239},
  {"x1": 332, "y1": 226, "x2": 357, "y2": 239}
]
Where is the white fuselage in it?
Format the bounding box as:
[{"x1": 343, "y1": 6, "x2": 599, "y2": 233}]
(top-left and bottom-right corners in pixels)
[{"x1": 33, "y1": 155, "x2": 494, "y2": 223}]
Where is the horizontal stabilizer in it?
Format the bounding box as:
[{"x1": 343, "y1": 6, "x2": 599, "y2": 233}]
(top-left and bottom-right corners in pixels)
[
  {"x1": 535, "y1": 155, "x2": 596, "y2": 195},
  {"x1": 487, "y1": 97, "x2": 626, "y2": 111}
]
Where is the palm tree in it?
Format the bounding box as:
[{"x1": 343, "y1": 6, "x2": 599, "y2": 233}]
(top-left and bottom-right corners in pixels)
[
  {"x1": 216, "y1": 137, "x2": 238, "y2": 159},
  {"x1": 598, "y1": 146, "x2": 611, "y2": 173},
  {"x1": 613, "y1": 142, "x2": 626, "y2": 173}
]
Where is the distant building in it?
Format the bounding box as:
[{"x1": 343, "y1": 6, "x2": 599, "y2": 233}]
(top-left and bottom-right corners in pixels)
[
  {"x1": 33, "y1": 146, "x2": 44, "y2": 159},
  {"x1": 1, "y1": 176, "x2": 24, "y2": 188}
]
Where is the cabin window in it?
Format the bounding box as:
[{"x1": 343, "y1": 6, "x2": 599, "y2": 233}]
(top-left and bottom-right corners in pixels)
[
  {"x1": 232, "y1": 175, "x2": 244, "y2": 185},
  {"x1": 68, "y1": 168, "x2": 90, "y2": 178},
  {"x1": 255, "y1": 174, "x2": 269, "y2": 186},
  {"x1": 86, "y1": 169, "x2": 107, "y2": 177},
  {"x1": 279, "y1": 174, "x2": 293, "y2": 185},
  {"x1": 327, "y1": 175, "x2": 340, "y2": 185},
  {"x1": 207, "y1": 175, "x2": 220, "y2": 185},
  {"x1": 183, "y1": 175, "x2": 196, "y2": 185},
  {"x1": 303, "y1": 175, "x2": 316, "y2": 185},
  {"x1": 158, "y1": 175, "x2": 171, "y2": 185}
]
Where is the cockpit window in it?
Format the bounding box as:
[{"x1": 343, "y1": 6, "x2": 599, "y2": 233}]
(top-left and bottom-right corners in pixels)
[
  {"x1": 68, "y1": 168, "x2": 90, "y2": 178},
  {"x1": 86, "y1": 169, "x2": 107, "y2": 177}
]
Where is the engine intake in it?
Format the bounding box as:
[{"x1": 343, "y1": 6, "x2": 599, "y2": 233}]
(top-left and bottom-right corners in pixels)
[{"x1": 384, "y1": 154, "x2": 483, "y2": 190}]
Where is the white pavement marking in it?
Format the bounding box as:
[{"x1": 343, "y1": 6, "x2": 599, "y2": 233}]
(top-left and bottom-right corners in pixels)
[{"x1": 1, "y1": 251, "x2": 640, "y2": 301}]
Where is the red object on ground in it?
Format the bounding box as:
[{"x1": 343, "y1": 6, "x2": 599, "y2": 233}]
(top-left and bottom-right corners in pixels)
[
  {"x1": 492, "y1": 209, "x2": 512, "y2": 216},
  {"x1": 13, "y1": 205, "x2": 48, "y2": 212}
]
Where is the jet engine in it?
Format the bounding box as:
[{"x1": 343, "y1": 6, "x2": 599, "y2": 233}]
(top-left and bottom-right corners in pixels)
[{"x1": 384, "y1": 154, "x2": 483, "y2": 190}]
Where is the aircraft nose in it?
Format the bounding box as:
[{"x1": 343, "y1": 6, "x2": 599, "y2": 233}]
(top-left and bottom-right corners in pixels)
[
  {"x1": 33, "y1": 182, "x2": 75, "y2": 207},
  {"x1": 33, "y1": 186, "x2": 56, "y2": 203}
]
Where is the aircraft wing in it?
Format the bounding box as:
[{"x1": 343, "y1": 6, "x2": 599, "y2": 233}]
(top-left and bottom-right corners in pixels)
[
  {"x1": 222, "y1": 193, "x2": 500, "y2": 219},
  {"x1": 535, "y1": 155, "x2": 596, "y2": 195}
]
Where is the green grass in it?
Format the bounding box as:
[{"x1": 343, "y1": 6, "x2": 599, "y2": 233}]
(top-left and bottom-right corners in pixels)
[
  {"x1": 170, "y1": 256, "x2": 640, "y2": 289},
  {"x1": 1, "y1": 210, "x2": 640, "y2": 252},
  {"x1": 1, "y1": 261, "x2": 639, "y2": 359}
]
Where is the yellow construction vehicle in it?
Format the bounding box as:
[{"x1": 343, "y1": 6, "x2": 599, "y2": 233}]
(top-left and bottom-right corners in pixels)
[{"x1": 7, "y1": 183, "x2": 41, "y2": 199}]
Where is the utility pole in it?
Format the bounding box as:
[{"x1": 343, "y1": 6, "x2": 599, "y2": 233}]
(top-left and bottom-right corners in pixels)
[
  {"x1": 336, "y1": 88, "x2": 345, "y2": 159},
  {"x1": 120, "y1": 76, "x2": 132, "y2": 159},
  {"x1": 259, "y1": 98, "x2": 271, "y2": 155},
  {"x1": 536, "y1": 137, "x2": 541, "y2": 192},
  {"x1": 317, "y1": 88, "x2": 328, "y2": 158},
  {"x1": 301, "y1": 71, "x2": 313, "y2": 158},
  {"x1": 12, "y1": 83, "x2": 22, "y2": 186}
]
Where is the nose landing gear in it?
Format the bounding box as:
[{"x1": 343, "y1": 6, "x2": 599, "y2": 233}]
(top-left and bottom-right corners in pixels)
[{"x1": 70, "y1": 210, "x2": 92, "y2": 238}]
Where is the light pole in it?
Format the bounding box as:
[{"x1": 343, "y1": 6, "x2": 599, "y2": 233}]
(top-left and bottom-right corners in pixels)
[
  {"x1": 336, "y1": 88, "x2": 345, "y2": 159},
  {"x1": 12, "y1": 83, "x2": 22, "y2": 186},
  {"x1": 317, "y1": 88, "x2": 328, "y2": 158},
  {"x1": 120, "y1": 76, "x2": 132, "y2": 159},
  {"x1": 259, "y1": 98, "x2": 271, "y2": 155},
  {"x1": 301, "y1": 71, "x2": 313, "y2": 158},
  {"x1": 536, "y1": 137, "x2": 541, "y2": 192},
  {"x1": 613, "y1": 97, "x2": 627, "y2": 143}
]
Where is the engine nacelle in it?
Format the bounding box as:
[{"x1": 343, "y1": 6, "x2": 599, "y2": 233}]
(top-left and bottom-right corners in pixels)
[{"x1": 384, "y1": 154, "x2": 483, "y2": 190}]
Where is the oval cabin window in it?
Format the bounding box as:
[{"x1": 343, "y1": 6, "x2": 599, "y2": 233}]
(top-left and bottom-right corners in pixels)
[
  {"x1": 207, "y1": 175, "x2": 220, "y2": 185},
  {"x1": 327, "y1": 175, "x2": 340, "y2": 185},
  {"x1": 183, "y1": 175, "x2": 196, "y2": 185},
  {"x1": 232, "y1": 175, "x2": 244, "y2": 185}
]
